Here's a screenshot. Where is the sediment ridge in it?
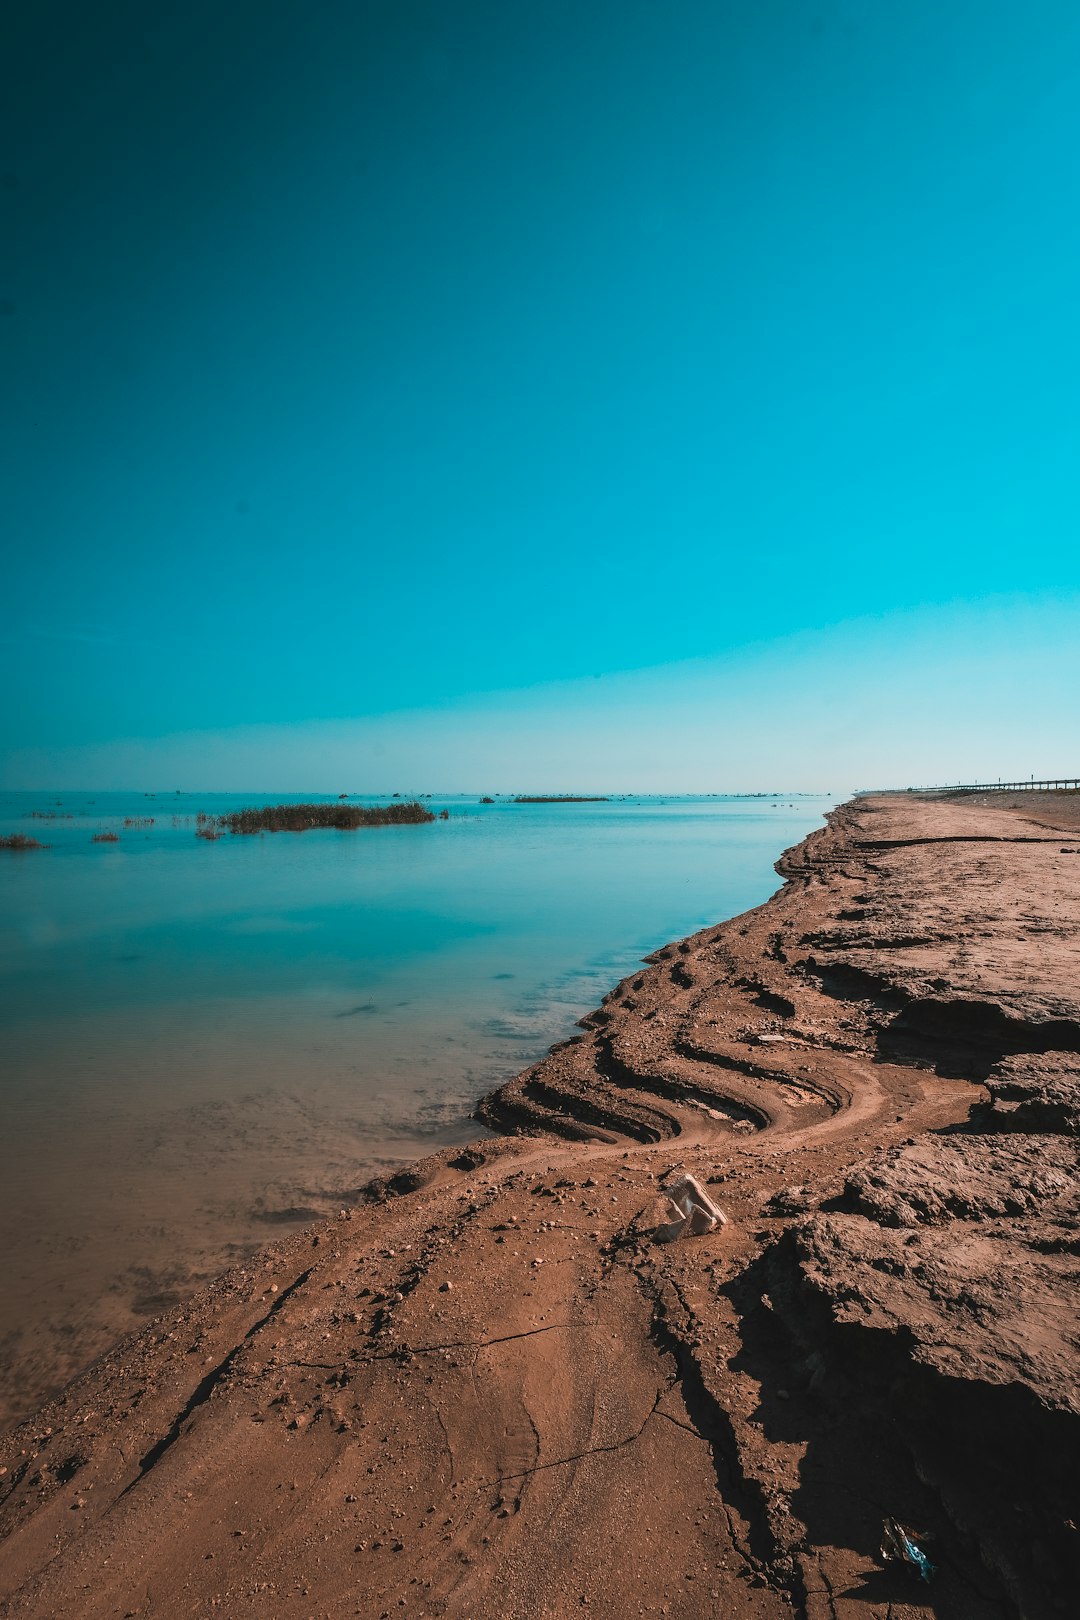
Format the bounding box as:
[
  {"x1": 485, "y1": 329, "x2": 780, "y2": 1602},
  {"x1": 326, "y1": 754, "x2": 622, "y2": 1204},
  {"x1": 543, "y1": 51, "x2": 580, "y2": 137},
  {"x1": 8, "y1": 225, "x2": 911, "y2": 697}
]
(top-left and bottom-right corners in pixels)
[{"x1": 1, "y1": 792, "x2": 1077, "y2": 1618}]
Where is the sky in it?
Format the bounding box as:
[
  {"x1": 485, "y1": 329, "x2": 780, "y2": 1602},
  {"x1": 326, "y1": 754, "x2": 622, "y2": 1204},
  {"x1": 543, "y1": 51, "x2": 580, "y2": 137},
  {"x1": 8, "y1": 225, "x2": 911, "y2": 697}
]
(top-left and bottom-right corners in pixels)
[{"x1": 3, "y1": 0, "x2": 1079, "y2": 791}]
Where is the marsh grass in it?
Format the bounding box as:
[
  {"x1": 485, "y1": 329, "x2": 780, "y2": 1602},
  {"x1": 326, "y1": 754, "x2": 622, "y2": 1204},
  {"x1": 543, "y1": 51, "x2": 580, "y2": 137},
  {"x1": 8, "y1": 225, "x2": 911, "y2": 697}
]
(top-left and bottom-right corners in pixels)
[
  {"x1": 91, "y1": 832, "x2": 120, "y2": 843},
  {"x1": 200, "y1": 801, "x2": 436, "y2": 835},
  {"x1": 512, "y1": 795, "x2": 609, "y2": 804},
  {"x1": 0, "y1": 833, "x2": 46, "y2": 850}
]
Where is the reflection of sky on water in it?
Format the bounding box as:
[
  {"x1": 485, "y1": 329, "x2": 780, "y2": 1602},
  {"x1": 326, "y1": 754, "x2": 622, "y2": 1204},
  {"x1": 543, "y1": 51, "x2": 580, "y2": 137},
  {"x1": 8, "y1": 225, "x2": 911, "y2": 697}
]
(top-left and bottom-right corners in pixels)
[
  {"x1": 0, "y1": 793, "x2": 835, "y2": 1127},
  {"x1": 0, "y1": 793, "x2": 830, "y2": 1041},
  {"x1": 0, "y1": 791, "x2": 836, "y2": 1143},
  {"x1": 1, "y1": 793, "x2": 832, "y2": 1123}
]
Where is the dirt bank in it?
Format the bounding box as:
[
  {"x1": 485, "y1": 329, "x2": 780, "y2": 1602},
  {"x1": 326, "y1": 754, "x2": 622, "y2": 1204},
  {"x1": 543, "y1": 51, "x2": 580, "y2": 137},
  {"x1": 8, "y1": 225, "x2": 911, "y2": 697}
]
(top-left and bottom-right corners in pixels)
[{"x1": 1, "y1": 793, "x2": 1077, "y2": 1619}]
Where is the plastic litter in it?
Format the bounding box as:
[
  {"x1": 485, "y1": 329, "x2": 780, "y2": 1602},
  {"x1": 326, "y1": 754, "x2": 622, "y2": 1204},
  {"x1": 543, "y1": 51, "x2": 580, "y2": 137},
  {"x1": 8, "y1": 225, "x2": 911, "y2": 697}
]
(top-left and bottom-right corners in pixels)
[
  {"x1": 653, "y1": 1169, "x2": 728, "y2": 1242},
  {"x1": 880, "y1": 1517, "x2": 935, "y2": 1583}
]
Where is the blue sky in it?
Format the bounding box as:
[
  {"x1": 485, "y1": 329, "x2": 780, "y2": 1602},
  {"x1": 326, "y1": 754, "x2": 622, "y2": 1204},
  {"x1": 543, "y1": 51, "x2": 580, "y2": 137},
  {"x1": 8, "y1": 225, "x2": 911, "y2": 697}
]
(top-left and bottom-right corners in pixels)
[{"x1": 3, "y1": 1, "x2": 1079, "y2": 789}]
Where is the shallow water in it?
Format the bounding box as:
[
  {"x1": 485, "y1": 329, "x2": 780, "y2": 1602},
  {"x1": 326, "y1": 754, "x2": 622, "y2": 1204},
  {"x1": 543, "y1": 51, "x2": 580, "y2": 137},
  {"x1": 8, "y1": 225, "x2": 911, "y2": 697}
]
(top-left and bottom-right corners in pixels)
[{"x1": 0, "y1": 790, "x2": 830, "y2": 1425}]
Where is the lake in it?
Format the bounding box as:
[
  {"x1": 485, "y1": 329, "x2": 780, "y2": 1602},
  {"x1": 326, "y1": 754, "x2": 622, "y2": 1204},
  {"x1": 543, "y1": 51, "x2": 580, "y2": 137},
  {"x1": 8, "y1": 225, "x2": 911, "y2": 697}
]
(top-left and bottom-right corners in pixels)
[{"x1": 0, "y1": 790, "x2": 830, "y2": 1426}]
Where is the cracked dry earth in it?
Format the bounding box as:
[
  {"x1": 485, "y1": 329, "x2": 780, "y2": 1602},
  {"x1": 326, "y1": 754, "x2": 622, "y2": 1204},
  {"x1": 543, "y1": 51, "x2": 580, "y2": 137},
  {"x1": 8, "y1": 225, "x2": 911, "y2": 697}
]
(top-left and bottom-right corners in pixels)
[{"x1": 2, "y1": 793, "x2": 1078, "y2": 1620}]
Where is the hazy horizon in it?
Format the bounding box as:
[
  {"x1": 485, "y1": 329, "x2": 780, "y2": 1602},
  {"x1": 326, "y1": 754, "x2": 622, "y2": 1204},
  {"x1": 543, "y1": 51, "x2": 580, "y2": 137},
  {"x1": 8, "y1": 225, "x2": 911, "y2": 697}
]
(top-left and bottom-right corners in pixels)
[{"x1": 4, "y1": 595, "x2": 1077, "y2": 793}]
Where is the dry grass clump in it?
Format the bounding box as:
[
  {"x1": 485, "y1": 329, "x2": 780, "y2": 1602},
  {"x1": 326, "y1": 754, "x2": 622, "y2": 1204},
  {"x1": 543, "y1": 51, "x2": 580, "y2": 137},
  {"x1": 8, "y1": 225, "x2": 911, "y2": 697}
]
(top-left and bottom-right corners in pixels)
[
  {"x1": 0, "y1": 833, "x2": 46, "y2": 850},
  {"x1": 199, "y1": 801, "x2": 436, "y2": 835},
  {"x1": 123, "y1": 816, "x2": 154, "y2": 828},
  {"x1": 91, "y1": 831, "x2": 120, "y2": 843}
]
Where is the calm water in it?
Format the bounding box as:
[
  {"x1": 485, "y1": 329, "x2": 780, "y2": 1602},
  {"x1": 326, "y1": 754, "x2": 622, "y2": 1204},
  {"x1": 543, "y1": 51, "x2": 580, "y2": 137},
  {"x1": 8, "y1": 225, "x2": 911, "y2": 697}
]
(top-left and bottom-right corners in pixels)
[{"x1": 0, "y1": 790, "x2": 830, "y2": 1425}]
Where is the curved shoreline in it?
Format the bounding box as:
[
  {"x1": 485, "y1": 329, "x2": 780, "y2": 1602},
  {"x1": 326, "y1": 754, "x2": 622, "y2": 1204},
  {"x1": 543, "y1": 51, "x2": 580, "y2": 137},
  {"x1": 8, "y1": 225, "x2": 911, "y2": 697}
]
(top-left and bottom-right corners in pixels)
[{"x1": 2, "y1": 793, "x2": 1078, "y2": 1618}]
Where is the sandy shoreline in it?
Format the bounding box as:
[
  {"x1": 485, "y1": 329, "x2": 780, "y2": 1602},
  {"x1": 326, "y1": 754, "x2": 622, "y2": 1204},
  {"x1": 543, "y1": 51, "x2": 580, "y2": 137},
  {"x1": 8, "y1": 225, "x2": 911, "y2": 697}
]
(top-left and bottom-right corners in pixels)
[{"x1": 1, "y1": 792, "x2": 1077, "y2": 1617}]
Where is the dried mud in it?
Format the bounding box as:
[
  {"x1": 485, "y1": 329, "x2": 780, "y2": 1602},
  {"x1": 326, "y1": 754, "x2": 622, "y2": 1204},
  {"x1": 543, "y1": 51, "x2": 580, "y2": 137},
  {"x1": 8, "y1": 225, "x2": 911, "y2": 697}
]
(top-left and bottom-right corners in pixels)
[{"x1": 1, "y1": 792, "x2": 1078, "y2": 1619}]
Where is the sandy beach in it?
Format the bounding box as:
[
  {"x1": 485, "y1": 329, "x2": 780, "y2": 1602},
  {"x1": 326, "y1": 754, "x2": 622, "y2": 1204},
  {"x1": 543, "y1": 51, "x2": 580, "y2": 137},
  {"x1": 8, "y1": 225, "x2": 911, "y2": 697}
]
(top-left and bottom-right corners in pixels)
[{"x1": 1, "y1": 791, "x2": 1077, "y2": 1618}]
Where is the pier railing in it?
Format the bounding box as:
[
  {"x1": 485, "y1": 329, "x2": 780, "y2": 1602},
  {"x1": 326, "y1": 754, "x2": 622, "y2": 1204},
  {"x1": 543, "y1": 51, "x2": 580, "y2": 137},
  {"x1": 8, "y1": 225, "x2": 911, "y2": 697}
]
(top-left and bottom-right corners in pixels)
[{"x1": 858, "y1": 777, "x2": 1080, "y2": 795}]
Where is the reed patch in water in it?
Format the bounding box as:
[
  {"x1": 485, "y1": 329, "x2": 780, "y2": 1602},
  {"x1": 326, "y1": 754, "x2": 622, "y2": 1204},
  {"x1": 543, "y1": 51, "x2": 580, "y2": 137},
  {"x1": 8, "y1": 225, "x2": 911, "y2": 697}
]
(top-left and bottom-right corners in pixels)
[{"x1": 200, "y1": 801, "x2": 436, "y2": 835}]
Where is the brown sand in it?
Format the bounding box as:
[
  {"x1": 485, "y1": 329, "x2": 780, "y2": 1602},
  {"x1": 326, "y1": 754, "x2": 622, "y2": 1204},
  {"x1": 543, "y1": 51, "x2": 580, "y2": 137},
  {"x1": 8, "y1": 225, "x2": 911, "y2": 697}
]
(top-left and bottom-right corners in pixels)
[{"x1": 1, "y1": 792, "x2": 1077, "y2": 1618}]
